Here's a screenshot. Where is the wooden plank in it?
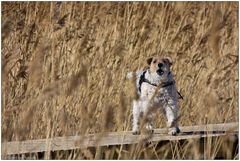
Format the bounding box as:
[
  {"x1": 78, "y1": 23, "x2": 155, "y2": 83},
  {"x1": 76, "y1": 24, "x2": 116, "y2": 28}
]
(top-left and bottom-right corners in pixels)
[
  {"x1": 154, "y1": 122, "x2": 239, "y2": 134},
  {"x1": 2, "y1": 122, "x2": 238, "y2": 155}
]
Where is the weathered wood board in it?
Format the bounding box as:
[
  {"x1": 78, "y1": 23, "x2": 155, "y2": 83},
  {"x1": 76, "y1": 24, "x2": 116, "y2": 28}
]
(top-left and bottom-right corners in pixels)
[{"x1": 2, "y1": 122, "x2": 238, "y2": 155}]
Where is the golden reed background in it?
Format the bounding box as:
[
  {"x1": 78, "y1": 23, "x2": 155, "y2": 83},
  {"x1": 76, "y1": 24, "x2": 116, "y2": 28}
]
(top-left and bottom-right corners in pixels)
[{"x1": 2, "y1": 2, "x2": 238, "y2": 159}]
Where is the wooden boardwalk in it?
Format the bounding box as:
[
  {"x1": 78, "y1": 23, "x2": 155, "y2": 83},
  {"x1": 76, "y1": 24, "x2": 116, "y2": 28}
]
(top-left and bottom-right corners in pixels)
[{"x1": 2, "y1": 122, "x2": 238, "y2": 155}]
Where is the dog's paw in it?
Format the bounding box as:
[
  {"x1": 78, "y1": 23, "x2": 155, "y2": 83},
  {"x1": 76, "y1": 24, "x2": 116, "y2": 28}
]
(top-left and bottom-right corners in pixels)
[
  {"x1": 168, "y1": 127, "x2": 180, "y2": 136},
  {"x1": 168, "y1": 130, "x2": 177, "y2": 136},
  {"x1": 148, "y1": 129, "x2": 154, "y2": 134},
  {"x1": 132, "y1": 130, "x2": 140, "y2": 135}
]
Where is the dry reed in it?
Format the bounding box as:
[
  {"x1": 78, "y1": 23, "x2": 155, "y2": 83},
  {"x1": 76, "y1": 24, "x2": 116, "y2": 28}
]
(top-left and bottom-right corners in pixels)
[{"x1": 1, "y1": 1, "x2": 238, "y2": 159}]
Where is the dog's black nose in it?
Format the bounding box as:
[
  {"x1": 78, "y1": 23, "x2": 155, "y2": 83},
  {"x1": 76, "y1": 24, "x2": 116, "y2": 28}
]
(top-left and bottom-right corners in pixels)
[{"x1": 158, "y1": 63, "x2": 163, "y2": 68}]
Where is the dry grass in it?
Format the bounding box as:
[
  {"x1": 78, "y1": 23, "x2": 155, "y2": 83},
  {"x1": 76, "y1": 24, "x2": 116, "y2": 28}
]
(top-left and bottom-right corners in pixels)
[{"x1": 1, "y1": 1, "x2": 238, "y2": 159}]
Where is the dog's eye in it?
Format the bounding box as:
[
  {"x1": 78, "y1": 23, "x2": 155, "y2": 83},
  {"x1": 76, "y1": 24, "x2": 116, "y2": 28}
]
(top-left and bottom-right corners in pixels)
[{"x1": 153, "y1": 60, "x2": 157, "y2": 63}]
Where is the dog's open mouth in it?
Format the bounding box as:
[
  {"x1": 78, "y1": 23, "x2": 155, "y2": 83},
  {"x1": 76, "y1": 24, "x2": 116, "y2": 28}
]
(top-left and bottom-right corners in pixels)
[{"x1": 157, "y1": 69, "x2": 164, "y2": 75}]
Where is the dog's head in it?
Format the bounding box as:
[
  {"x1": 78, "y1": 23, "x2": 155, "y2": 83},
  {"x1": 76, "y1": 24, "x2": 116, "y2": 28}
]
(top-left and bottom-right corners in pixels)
[{"x1": 147, "y1": 56, "x2": 172, "y2": 79}]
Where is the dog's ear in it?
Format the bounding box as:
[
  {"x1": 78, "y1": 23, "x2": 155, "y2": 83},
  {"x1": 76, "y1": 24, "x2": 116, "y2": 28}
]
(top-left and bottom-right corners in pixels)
[
  {"x1": 163, "y1": 57, "x2": 173, "y2": 67},
  {"x1": 147, "y1": 57, "x2": 153, "y2": 66}
]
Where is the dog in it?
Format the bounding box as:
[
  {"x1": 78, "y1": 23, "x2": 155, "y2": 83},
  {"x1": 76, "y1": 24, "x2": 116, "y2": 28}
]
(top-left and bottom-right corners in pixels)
[{"x1": 130, "y1": 56, "x2": 181, "y2": 135}]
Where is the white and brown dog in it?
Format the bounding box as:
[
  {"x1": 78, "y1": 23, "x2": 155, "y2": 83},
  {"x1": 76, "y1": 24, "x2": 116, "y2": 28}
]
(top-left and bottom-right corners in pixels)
[{"x1": 129, "y1": 56, "x2": 181, "y2": 135}]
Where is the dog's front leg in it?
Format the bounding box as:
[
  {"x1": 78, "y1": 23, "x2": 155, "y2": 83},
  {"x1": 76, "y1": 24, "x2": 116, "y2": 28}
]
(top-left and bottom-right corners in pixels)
[
  {"x1": 142, "y1": 100, "x2": 154, "y2": 134},
  {"x1": 132, "y1": 100, "x2": 141, "y2": 135},
  {"x1": 145, "y1": 113, "x2": 154, "y2": 134},
  {"x1": 165, "y1": 104, "x2": 180, "y2": 135}
]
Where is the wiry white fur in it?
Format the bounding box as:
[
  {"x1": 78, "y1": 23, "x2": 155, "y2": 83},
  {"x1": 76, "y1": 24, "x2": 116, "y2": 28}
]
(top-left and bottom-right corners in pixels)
[{"x1": 130, "y1": 68, "x2": 180, "y2": 135}]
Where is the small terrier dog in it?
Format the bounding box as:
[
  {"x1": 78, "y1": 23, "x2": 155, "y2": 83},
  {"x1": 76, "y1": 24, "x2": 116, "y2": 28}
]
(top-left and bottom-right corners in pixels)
[{"x1": 130, "y1": 56, "x2": 181, "y2": 135}]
